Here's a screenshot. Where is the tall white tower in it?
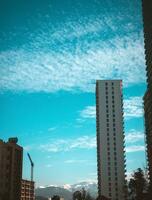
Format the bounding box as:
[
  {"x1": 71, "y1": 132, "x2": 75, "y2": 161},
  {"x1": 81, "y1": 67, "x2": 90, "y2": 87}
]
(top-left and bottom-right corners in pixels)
[{"x1": 96, "y1": 80, "x2": 127, "y2": 200}]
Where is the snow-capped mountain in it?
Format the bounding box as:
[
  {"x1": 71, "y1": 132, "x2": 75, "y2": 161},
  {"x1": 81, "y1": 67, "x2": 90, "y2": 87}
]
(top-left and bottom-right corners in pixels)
[
  {"x1": 35, "y1": 181, "x2": 98, "y2": 200},
  {"x1": 68, "y1": 181, "x2": 98, "y2": 197}
]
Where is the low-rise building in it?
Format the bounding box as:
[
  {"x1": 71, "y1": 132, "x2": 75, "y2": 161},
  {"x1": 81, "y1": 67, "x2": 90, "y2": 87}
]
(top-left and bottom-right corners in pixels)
[{"x1": 21, "y1": 179, "x2": 35, "y2": 200}]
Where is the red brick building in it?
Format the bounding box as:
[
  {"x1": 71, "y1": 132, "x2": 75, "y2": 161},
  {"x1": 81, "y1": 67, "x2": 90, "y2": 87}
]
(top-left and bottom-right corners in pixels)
[{"x1": 0, "y1": 138, "x2": 23, "y2": 200}]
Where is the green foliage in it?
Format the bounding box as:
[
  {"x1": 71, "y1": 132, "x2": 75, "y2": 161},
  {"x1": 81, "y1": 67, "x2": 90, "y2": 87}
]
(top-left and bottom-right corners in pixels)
[
  {"x1": 52, "y1": 195, "x2": 60, "y2": 200},
  {"x1": 73, "y1": 188, "x2": 94, "y2": 200},
  {"x1": 128, "y1": 168, "x2": 148, "y2": 200}
]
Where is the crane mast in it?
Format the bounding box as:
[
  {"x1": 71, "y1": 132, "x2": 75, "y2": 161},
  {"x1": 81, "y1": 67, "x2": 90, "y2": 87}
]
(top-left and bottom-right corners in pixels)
[{"x1": 27, "y1": 153, "x2": 34, "y2": 182}]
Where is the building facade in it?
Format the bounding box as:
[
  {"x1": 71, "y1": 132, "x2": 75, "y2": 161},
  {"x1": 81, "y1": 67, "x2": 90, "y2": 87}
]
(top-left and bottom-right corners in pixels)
[
  {"x1": 96, "y1": 80, "x2": 127, "y2": 200},
  {"x1": 142, "y1": 0, "x2": 152, "y2": 186},
  {"x1": 21, "y1": 179, "x2": 35, "y2": 200},
  {"x1": 0, "y1": 138, "x2": 23, "y2": 200}
]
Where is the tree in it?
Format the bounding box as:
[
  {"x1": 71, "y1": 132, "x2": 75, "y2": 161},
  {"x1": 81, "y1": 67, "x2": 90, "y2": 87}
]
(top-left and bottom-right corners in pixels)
[
  {"x1": 36, "y1": 196, "x2": 48, "y2": 200},
  {"x1": 85, "y1": 192, "x2": 94, "y2": 200},
  {"x1": 73, "y1": 191, "x2": 82, "y2": 200},
  {"x1": 52, "y1": 195, "x2": 60, "y2": 200},
  {"x1": 128, "y1": 168, "x2": 148, "y2": 200},
  {"x1": 73, "y1": 188, "x2": 94, "y2": 200}
]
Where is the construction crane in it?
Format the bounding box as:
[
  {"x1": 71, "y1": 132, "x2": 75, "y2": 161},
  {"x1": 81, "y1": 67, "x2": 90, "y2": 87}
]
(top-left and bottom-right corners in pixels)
[{"x1": 27, "y1": 153, "x2": 34, "y2": 182}]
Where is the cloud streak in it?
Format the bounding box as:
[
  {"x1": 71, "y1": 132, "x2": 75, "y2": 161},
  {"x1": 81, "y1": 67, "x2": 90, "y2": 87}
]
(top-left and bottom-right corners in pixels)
[
  {"x1": 126, "y1": 145, "x2": 145, "y2": 153},
  {"x1": 39, "y1": 136, "x2": 96, "y2": 153},
  {"x1": 79, "y1": 96, "x2": 143, "y2": 120},
  {"x1": 124, "y1": 97, "x2": 143, "y2": 119},
  {"x1": 0, "y1": 9, "x2": 145, "y2": 93},
  {"x1": 125, "y1": 129, "x2": 144, "y2": 144}
]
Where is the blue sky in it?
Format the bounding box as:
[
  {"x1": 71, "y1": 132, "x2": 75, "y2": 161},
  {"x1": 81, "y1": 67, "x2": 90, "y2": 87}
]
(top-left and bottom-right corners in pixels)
[{"x1": 0, "y1": 0, "x2": 147, "y2": 187}]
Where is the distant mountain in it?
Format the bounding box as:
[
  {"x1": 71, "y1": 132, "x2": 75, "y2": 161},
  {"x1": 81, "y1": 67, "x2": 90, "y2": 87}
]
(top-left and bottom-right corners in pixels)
[
  {"x1": 35, "y1": 182, "x2": 98, "y2": 200},
  {"x1": 70, "y1": 182, "x2": 98, "y2": 197},
  {"x1": 35, "y1": 186, "x2": 72, "y2": 200},
  {"x1": 36, "y1": 196, "x2": 48, "y2": 200}
]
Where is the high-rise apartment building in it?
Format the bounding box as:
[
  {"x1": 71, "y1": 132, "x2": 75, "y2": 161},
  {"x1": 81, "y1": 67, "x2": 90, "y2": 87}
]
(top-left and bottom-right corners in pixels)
[
  {"x1": 21, "y1": 179, "x2": 35, "y2": 200},
  {"x1": 0, "y1": 137, "x2": 23, "y2": 200},
  {"x1": 142, "y1": 0, "x2": 152, "y2": 186},
  {"x1": 96, "y1": 80, "x2": 127, "y2": 200}
]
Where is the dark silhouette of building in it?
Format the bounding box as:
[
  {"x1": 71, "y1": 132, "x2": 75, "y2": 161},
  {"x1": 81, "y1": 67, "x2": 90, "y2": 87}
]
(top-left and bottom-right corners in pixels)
[
  {"x1": 21, "y1": 179, "x2": 35, "y2": 200},
  {"x1": 142, "y1": 0, "x2": 152, "y2": 187},
  {"x1": 0, "y1": 137, "x2": 23, "y2": 200}
]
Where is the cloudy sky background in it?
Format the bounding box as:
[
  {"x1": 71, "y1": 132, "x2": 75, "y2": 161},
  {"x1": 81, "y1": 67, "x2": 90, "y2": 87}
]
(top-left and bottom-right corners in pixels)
[{"x1": 0, "y1": 0, "x2": 147, "y2": 187}]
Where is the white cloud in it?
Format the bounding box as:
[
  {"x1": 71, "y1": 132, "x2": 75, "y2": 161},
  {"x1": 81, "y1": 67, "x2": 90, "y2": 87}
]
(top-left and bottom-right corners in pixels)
[
  {"x1": 125, "y1": 129, "x2": 144, "y2": 144},
  {"x1": 0, "y1": 24, "x2": 145, "y2": 93},
  {"x1": 80, "y1": 106, "x2": 96, "y2": 119},
  {"x1": 126, "y1": 145, "x2": 145, "y2": 153},
  {"x1": 124, "y1": 96, "x2": 143, "y2": 119},
  {"x1": 80, "y1": 96, "x2": 143, "y2": 120},
  {"x1": 23, "y1": 145, "x2": 33, "y2": 151},
  {"x1": 39, "y1": 136, "x2": 96, "y2": 152},
  {"x1": 64, "y1": 160, "x2": 88, "y2": 164},
  {"x1": 45, "y1": 164, "x2": 53, "y2": 168},
  {"x1": 48, "y1": 127, "x2": 57, "y2": 132}
]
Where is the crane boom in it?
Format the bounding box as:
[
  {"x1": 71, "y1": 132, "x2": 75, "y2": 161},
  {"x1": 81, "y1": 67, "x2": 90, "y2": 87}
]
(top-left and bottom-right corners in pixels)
[
  {"x1": 27, "y1": 153, "x2": 34, "y2": 181},
  {"x1": 27, "y1": 153, "x2": 34, "y2": 166}
]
